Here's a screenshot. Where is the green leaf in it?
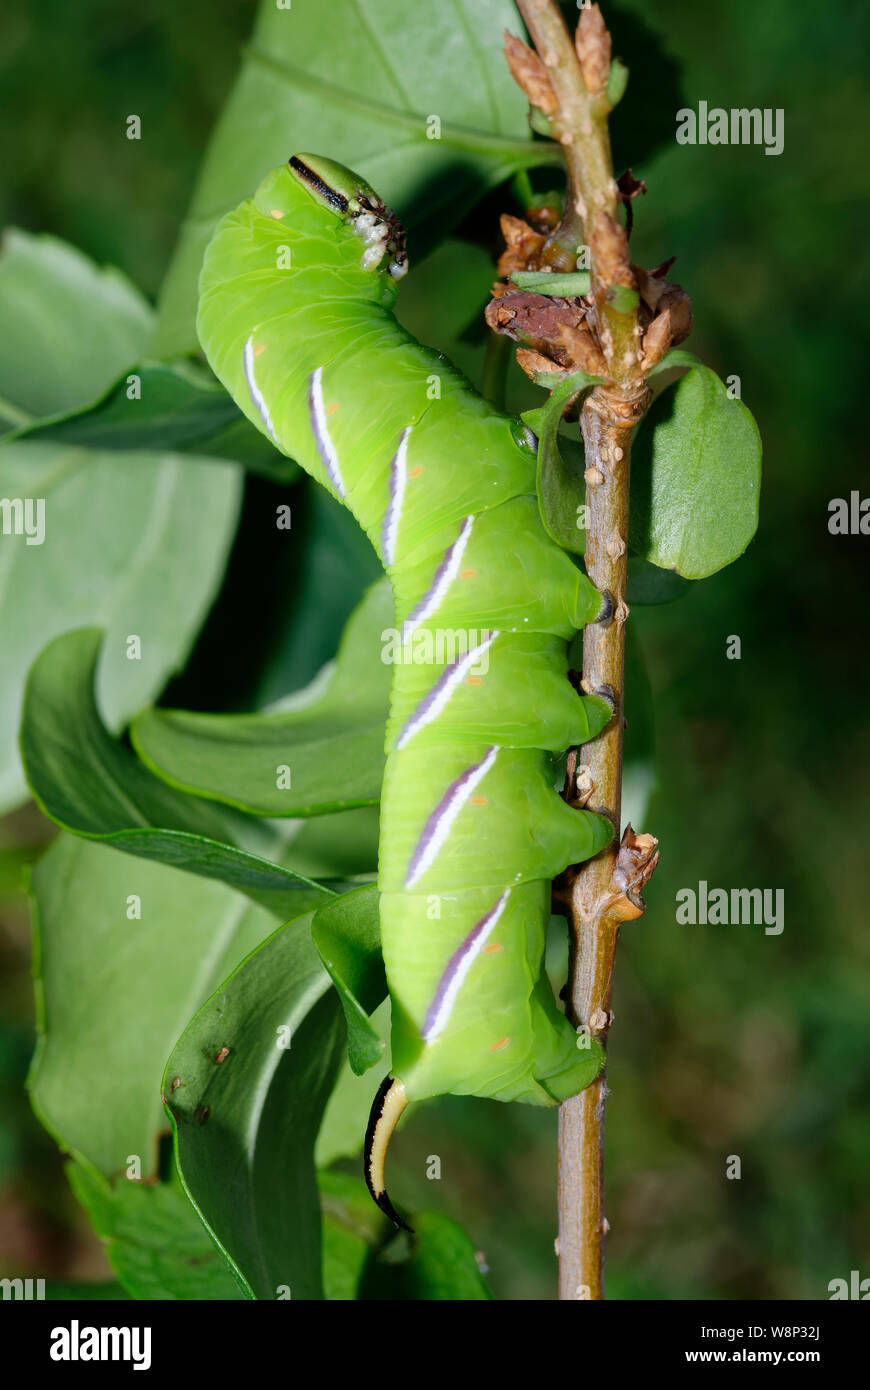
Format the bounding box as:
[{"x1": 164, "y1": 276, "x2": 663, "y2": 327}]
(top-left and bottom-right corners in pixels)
[
  {"x1": 13, "y1": 361, "x2": 298, "y2": 484},
  {"x1": 152, "y1": 0, "x2": 562, "y2": 356},
  {"x1": 319, "y1": 1172, "x2": 493, "y2": 1300},
  {"x1": 629, "y1": 365, "x2": 762, "y2": 579},
  {"x1": 164, "y1": 912, "x2": 346, "y2": 1300},
  {"x1": 0, "y1": 230, "x2": 151, "y2": 432},
  {"x1": 312, "y1": 886, "x2": 386, "y2": 1075},
  {"x1": 0, "y1": 440, "x2": 242, "y2": 813},
  {"x1": 524, "y1": 370, "x2": 602, "y2": 556},
  {"x1": 284, "y1": 807, "x2": 380, "y2": 887},
  {"x1": 320, "y1": 1169, "x2": 391, "y2": 1300},
  {"x1": 67, "y1": 1160, "x2": 247, "y2": 1301},
  {"x1": 511, "y1": 270, "x2": 591, "y2": 297},
  {"x1": 21, "y1": 627, "x2": 329, "y2": 915},
  {"x1": 44, "y1": 1282, "x2": 131, "y2": 1301},
  {"x1": 646, "y1": 347, "x2": 701, "y2": 379},
  {"x1": 28, "y1": 834, "x2": 288, "y2": 1179},
  {"x1": 315, "y1": 1000, "x2": 391, "y2": 1168},
  {"x1": 361, "y1": 1210, "x2": 493, "y2": 1300},
  {"x1": 132, "y1": 580, "x2": 393, "y2": 817}
]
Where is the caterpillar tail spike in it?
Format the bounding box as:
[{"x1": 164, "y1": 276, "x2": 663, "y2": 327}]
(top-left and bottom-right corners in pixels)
[{"x1": 364, "y1": 1075, "x2": 413, "y2": 1234}]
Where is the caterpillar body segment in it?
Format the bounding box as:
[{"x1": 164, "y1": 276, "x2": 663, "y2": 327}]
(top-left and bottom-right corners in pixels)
[{"x1": 197, "y1": 156, "x2": 613, "y2": 1226}]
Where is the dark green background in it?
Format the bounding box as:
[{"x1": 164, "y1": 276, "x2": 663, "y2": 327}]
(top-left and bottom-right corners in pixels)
[{"x1": 1, "y1": 0, "x2": 867, "y2": 1299}]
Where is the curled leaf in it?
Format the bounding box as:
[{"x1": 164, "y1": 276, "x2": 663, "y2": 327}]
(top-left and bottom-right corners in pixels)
[
  {"x1": 511, "y1": 270, "x2": 592, "y2": 297},
  {"x1": 522, "y1": 369, "x2": 603, "y2": 555}
]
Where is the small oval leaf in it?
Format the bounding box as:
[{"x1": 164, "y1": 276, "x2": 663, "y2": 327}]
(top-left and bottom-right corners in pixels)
[{"x1": 629, "y1": 365, "x2": 761, "y2": 579}]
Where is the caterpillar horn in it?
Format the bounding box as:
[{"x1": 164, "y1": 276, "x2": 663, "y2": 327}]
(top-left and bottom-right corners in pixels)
[{"x1": 363, "y1": 1075, "x2": 412, "y2": 1233}]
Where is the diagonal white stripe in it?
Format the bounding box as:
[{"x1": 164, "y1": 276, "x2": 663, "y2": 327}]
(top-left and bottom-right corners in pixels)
[
  {"x1": 396, "y1": 631, "x2": 499, "y2": 749},
  {"x1": 381, "y1": 427, "x2": 411, "y2": 568},
  {"x1": 406, "y1": 745, "x2": 498, "y2": 889},
  {"x1": 243, "y1": 336, "x2": 280, "y2": 445},
  {"x1": 309, "y1": 366, "x2": 346, "y2": 498},
  {"x1": 402, "y1": 515, "x2": 474, "y2": 645},
  {"x1": 422, "y1": 890, "x2": 512, "y2": 1041}
]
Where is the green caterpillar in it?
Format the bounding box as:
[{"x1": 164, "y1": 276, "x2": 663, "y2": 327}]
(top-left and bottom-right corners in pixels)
[{"x1": 198, "y1": 155, "x2": 614, "y2": 1229}]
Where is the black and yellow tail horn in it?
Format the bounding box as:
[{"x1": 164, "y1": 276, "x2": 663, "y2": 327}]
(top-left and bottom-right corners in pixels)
[{"x1": 363, "y1": 1074, "x2": 412, "y2": 1233}]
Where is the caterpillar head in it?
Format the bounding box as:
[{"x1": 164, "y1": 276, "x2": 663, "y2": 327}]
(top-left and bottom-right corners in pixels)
[{"x1": 289, "y1": 153, "x2": 408, "y2": 280}]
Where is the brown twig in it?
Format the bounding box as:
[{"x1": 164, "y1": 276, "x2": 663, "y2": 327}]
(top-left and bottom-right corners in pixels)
[{"x1": 506, "y1": 0, "x2": 677, "y2": 1299}]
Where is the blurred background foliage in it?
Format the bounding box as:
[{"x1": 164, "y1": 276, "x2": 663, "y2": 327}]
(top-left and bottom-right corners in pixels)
[{"x1": 0, "y1": 0, "x2": 868, "y2": 1299}]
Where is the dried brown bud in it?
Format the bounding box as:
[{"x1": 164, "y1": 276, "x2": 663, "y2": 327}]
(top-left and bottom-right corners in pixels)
[
  {"x1": 504, "y1": 31, "x2": 558, "y2": 116},
  {"x1": 590, "y1": 210, "x2": 634, "y2": 289},
  {"x1": 529, "y1": 203, "x2": 561, "y2": 233},
  {"x1": 634, "y1": 264, "x2": 665, "y2": 313},
  {"x1": 575, "y1": 3, "x2": 611, "y2": 96},
  {"x1": 496, "y1": 214, "x2": 548, "y2": 278},
  {"x1": 516, "y1": 347, "x2": 565, "y2": 383},
  {"x1": 634, "y1": 265, "x2": 693, "y2": 346},
  {"x1": 640, "y1": 308, "x2": 672, "y2": 370},
  {"x1": 555, "y1": 322, "x2": 609, "y2": 378},
  {"x1": 606, "y1": 825, "x2": 660, "y2": 922},
  {"x1": 484, "y1": 291, "x2": 586, "y2": 357},
  {"x1": 659, "y1": 285, "x2": 693, "y2": 345}
]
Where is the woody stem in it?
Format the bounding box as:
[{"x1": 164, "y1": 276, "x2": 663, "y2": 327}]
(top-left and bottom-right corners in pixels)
[{"x1": 515, "y1": 0, "x2": 651, "y2": 1301}]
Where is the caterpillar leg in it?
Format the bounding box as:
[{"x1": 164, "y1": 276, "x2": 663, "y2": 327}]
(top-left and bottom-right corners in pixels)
[{"x1": 363, "y1": 1074, "x2": 412, "y2": 1233}]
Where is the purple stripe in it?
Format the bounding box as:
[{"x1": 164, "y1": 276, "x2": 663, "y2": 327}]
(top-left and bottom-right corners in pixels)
[
  {"x1": 421, "y1": 890, "x2": 511, "y2": 1041},
  {"x1": 401, "y1": 515, "x2": 473, "y2": 640},
  {"x1": 380, "y1": 427, "x2": 410, "y2": 567},
  {"x1": 398, "y1": 655, "x2": 463, "y2": 746},
  {"x1": 395, "y1": 631, "x2": 497, "y2": 750},
  {"x1": 404, "y1": 745, "x2": 496, "y2": 889}
]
